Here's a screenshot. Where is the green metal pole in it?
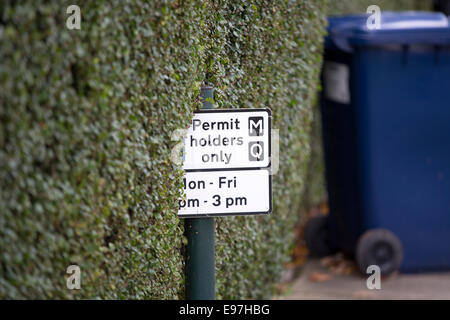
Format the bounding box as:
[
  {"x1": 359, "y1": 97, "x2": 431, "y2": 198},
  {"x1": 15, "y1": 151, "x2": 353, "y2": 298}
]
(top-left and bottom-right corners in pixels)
[{"x1": 184, "y1": 86, "x2": 215, "y2": 300}]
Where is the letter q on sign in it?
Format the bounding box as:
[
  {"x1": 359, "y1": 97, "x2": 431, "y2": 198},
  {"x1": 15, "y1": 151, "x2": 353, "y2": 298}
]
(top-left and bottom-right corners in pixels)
[{"x1": 248, "y1": 141, "x2": 264, "y2": 161}]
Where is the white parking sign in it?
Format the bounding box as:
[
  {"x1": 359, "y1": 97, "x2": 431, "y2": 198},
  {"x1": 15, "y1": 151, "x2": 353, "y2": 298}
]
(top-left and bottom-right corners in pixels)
[
  {"x1": 182, "y1": 109, "x2": 271, "y2": 170},
  {"x1": 178, "y1": 109, "x2": 272, "y2": 218}
]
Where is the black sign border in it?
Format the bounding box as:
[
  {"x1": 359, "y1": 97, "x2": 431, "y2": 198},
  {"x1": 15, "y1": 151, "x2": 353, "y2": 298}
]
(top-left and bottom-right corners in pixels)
[
  {"x1": 179, "y1": 108, "x2": 273, "y2": 218},
  {"x1": 185, "y1": 108, "x2": 272, "y2": 172},
  {"x1": 178, "y1": 167, "x2": 272, "y2": 218}
]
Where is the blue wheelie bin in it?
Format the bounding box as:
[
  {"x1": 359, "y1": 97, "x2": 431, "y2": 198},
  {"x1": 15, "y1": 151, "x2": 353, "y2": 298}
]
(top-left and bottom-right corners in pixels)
[{"x1": 320, "y1": 12, "x2": 450, "y2": 274}]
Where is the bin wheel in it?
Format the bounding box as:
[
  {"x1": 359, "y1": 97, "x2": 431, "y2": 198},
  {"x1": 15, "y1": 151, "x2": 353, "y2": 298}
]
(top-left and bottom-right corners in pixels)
[
  {"x1": 356, "y1": 229, "x2": 403, "y2": 276},
  {"x1": 305, "y1": 215, "x2": 333, "y2": 257}
]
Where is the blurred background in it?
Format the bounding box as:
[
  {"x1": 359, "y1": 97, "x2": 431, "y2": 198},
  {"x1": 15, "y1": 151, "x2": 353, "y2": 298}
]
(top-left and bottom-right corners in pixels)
[{"x1": 287, "y1": 0, "x2": 450, "y2": 299}]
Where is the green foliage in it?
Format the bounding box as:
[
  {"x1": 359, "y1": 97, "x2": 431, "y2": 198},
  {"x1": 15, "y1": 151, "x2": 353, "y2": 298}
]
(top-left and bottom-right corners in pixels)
[
  {"x1": 0, "y1": 0, "x2": 328, "y2": 299},
  {"x1": 209, "y1": 1, "x2": 328, "y2": 298}
]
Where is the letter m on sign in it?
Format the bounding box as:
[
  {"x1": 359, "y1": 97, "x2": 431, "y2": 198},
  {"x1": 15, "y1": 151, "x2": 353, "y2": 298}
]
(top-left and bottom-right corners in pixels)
[{"x1": 248, "y1": 117, "x2": 264, "y2": 136}]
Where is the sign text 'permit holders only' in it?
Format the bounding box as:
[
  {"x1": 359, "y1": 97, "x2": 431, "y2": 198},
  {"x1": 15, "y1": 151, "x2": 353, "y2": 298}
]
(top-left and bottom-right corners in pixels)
[
  {"x1": 183, "y1": 109, "x2": 271, "y2": 170},
  {"x1": 178, "y1": 108, "x2": 272, "y2": 218}
]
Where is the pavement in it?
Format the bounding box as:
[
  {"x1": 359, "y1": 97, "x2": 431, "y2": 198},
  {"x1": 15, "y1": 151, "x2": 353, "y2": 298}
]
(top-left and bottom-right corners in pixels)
[{"x1": 284, "y1": 258, "x2": 450, "y2": 300}]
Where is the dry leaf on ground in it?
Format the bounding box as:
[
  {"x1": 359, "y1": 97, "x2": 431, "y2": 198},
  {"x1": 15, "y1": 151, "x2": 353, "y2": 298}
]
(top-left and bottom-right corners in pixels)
[{"x1": 309, "y1": 272, "x2": 332, "y2": 282}]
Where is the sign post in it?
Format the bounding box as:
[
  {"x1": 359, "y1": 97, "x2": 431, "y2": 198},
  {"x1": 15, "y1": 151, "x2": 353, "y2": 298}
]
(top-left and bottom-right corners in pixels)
[
  {"x1": 182, "y1": 86, "x2": 272, "y2": 299},
  {"x1": 184, "y1": 86, "x2": 216, "y2": 300}
]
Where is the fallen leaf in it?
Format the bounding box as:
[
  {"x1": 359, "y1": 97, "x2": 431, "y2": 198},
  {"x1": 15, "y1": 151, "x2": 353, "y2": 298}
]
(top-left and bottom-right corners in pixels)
[
  {"x1": 352, "y1": 290, "x2": 378, "y2": 299},
  {"x1": 309, "y1": 272, "x2": 332, "y2": 282}
]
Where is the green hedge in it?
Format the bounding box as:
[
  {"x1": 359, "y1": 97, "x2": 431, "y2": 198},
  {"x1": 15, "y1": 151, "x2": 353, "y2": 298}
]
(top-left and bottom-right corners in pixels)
[
  {"x1": 0, "y1": 0, "x2": 328, "y2": 299},
  {"x1": 210, "y1": 1, "x2": 328, "y2": 298}
]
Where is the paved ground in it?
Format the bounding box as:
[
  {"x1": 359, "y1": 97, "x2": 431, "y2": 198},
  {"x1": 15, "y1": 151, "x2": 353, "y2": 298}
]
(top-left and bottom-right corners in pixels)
[{"x1": 285, "y1": 259, "x2": 450, "y2": 300}]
